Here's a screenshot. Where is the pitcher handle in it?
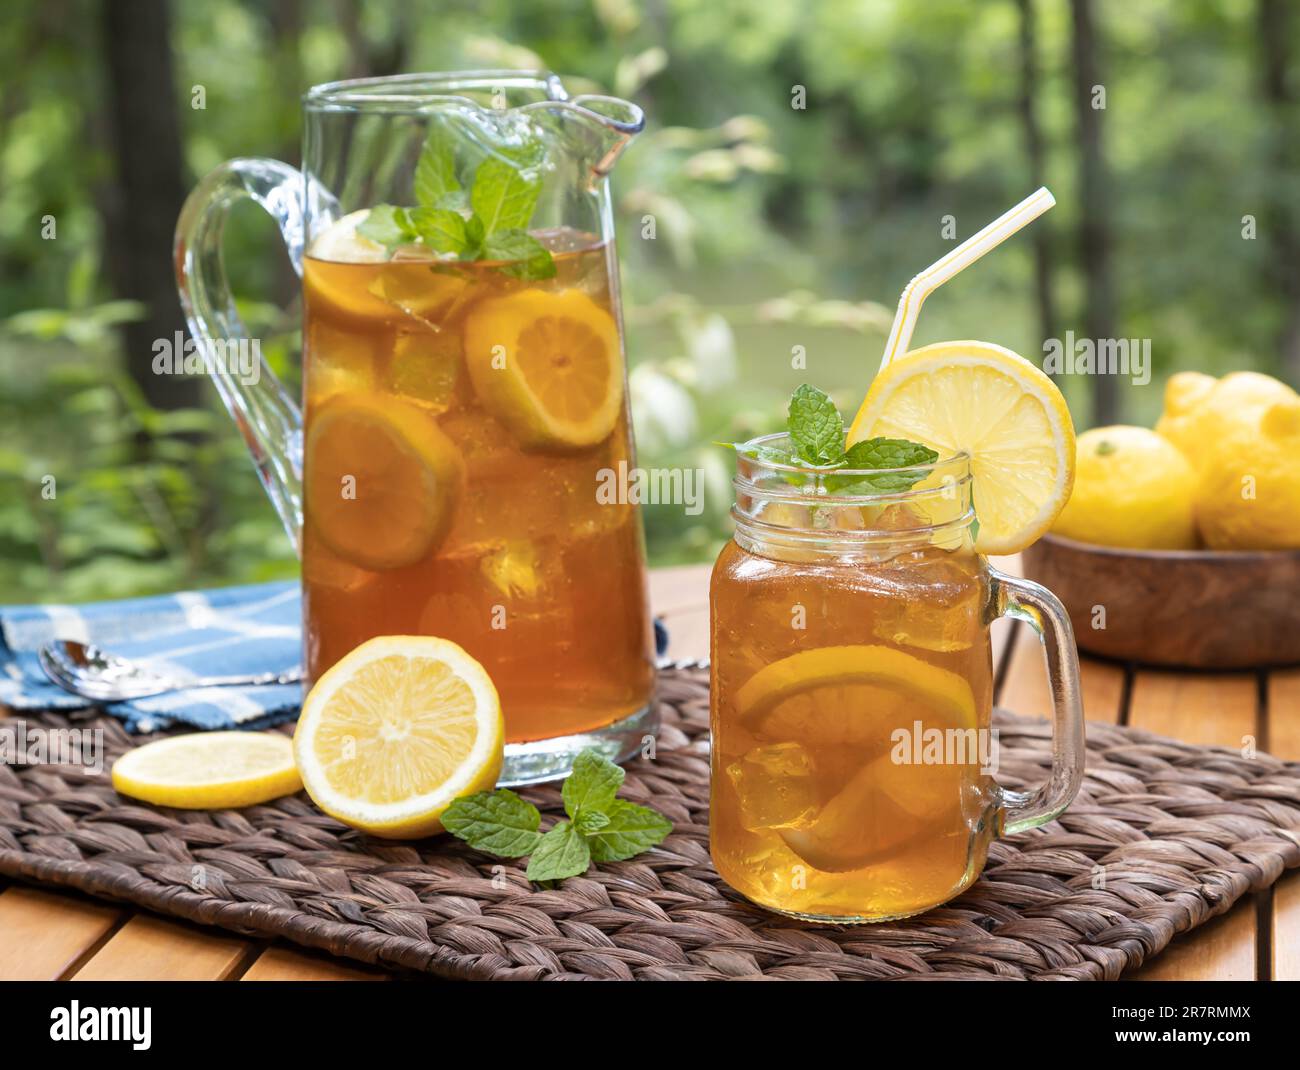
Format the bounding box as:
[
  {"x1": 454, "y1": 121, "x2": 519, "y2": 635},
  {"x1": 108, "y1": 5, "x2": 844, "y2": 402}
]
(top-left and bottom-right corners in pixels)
[
  {"x1": 174, "y1": 158, "x2": 306, "y2": 551},
  {"x1": 987, "y1": 567, "x2": 1086, "y2": 835}
]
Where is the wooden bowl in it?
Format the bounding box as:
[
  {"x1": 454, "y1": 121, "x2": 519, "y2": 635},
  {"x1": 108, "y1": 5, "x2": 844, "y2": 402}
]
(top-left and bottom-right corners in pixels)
[{"x1": 1021, "y1": 533, "x2": 1300, "y2": 669}]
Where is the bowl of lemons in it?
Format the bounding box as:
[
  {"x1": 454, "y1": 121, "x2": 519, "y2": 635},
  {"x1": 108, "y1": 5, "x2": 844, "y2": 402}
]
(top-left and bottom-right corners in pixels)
[{"x1": 1023, "y1": 370, "x2": 1300, "y2": 668}]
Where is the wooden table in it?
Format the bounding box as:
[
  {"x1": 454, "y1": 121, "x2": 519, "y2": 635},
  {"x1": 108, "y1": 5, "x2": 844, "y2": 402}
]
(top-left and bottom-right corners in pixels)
[{"x1": 2, "y1": 561, "x2": 1297, "y2": 981}]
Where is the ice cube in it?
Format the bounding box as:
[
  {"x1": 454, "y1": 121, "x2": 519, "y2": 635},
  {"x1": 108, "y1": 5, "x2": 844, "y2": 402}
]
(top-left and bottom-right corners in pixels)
[
  {"x1": 726, "y1": 743, "x2": 821, "y2": 832},
  {"x1": 873, "y1": 551, "x2": 982, "y2": 652},
  {"x1": 383, "y1": 328, "x2": 463, "y2": 414}
]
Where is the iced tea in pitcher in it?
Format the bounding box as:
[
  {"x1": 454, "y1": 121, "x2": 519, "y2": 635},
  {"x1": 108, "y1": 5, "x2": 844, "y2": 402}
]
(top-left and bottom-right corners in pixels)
[{"x1": 302, "y1": 226, "x2": 654, "y2": 771}]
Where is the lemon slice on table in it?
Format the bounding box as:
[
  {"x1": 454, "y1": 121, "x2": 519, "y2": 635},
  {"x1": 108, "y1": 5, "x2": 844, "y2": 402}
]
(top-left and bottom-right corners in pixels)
[
  {"x1": 111, "y1": 732, "x2": 301, "y2": 810},
  {"x1": 848, "y1": 341, "x2": 1075, "y2": 555},
  {"x1": 305, "y1": 393, "x2": 464, "y2": 571},
  {"x1": 293, "y1": 636, "x2": 504, "y2": 839},
  {"x1": 463, "y1": 288, "x2": 624, "y2": 450}
]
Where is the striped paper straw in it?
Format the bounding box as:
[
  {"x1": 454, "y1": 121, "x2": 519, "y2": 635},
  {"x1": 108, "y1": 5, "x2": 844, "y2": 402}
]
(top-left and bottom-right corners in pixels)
[{"x1": 877, "y1": 187, "x2": 1056, "y2": 373}]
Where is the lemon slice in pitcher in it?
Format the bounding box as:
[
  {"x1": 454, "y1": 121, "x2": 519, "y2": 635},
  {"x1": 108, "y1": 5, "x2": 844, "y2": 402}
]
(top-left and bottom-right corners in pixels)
[
  {"x1": 305, "y1": 393, "x2": 464, "y2": 570},
  {"x1": 111, "y1": 732, "x2": 301, "y2": 810},
  {"x1": 463, "y1": 288, "x2": 624, "y2": 450},
  {"x1": 293, "y1": 636, "x2": 504, "y2": 839},
  {"x1": 848, "y1": 341, "x2": 1075, "y2": 555}
]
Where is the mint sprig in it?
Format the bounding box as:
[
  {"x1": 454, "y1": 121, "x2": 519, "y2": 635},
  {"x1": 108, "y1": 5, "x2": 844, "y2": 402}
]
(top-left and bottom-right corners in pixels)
[
  {"x1": 725, "y1": 383, "x2": 939, "y2": 494},
  {"x1": 441, "y1": 749, "x2": 672, "y2": 882},
  {"x1": 356, "y1": 132, "x2": 556, "y2": 281}
]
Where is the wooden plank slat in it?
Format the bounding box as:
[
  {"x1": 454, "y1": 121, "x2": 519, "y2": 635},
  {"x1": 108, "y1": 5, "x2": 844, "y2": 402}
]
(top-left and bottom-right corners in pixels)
[
  {"x1": 1272, "y1": 871, "x2": 1300, "y2": 982},
  {"x1": 1266, "y1": 670, "x2": 1300, "y2": 981},
  {"x1": 242, "y1": 945, "x2": 389, "y2": 982},
  {"x1": 1128, "y1": 670, "x2": 1257, "y2": 749},
  {"x1": 648, "y1": 563, "x2": 711, "y2": 618},
  {"x1": 1266, "y1": 670, "x2": 1300, "y2": 760},
  {"x1": 72, "y1": 915, "x2": 257, "y2": 981},
  {"x1": 1127, "y1": 906, "x2": 1258, "y2": 981},
  {"x1": 1127, "y1": 668, "x2": 1260, "y2": 980},
  {"x1": 0, "y1": 887, "x2": 123, "y2": 981}
]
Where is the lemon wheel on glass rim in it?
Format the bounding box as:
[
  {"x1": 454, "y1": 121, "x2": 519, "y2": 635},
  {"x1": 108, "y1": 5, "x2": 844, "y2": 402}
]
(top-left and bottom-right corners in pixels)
[{"x1": 848, "y1": 341, "x2": 1076, "y2": 555}]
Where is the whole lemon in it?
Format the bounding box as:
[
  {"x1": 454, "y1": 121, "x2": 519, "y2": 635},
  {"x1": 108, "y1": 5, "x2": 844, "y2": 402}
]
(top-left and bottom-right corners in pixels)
[
  {"x1": 1051, "y1": 426, "x2": 1199, "y2": 549},
  {"x1": 1194, "y1": 397, "x2": 1300, "y2": 550},
  {"x1": 1156, "y1": 371, "x2": 1297, "y2": 470}
]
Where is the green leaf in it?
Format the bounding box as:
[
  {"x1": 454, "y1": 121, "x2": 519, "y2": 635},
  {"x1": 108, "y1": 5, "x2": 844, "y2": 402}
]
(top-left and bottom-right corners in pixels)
[
  {"x1": 482, "y1": 228, "x2": 556, "y2": 280},
  {"x1": 561, "y1": 749, "x2": 626, "y2": 820},
  {"x1": 526, "y1": 822, "x2": 592, "y2": 881},
  {"x1": 462, "y1": 214, "x2": 486, "y2": 257},
  {"x1": 585, "y1": 800, "x2": 673, "y2": 863},
  {"x1": 435, "y1": 189, "x2": 471, "y2": 214},
  {"x1": 408, "y1": 207, "x2": 468, "y2": 255},
  {"x1": 441, "y1": 789, "x2": 543, "y2": 858},
  {"x1": 356, "y1": 205, "x2": 410, "y2": 250},
  {"x1": 414, "y1": 139, "x2": 459, "y2": 207},
  {"x1": 574, "y1": 809, "x2": 611, "y2": 835},
  {"x1": 825, "y1": 437, "x2": 939, "y2": 494},
  {"x1": 787, "y1": 384, "x2": 846, "y2": 466},
  {"x1": 471, "y1": 156, "x2": 542, "y2": 235}
]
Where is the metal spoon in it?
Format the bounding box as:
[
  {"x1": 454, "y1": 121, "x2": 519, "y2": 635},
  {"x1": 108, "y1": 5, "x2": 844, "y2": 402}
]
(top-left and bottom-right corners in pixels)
[{"x1": 38, "y1": 638, "x2": 303, "y2": 702}]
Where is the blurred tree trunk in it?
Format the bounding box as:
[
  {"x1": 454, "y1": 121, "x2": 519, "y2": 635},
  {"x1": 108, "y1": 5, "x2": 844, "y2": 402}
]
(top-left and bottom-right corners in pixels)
[
  {"x1": 100, "y1": 0, "x2": 198, "y2": 412},
  {"x1": 269, "y1": 0, "x2": 303, "y2": 311},
  {"x1": 1257, "y1": 0, "x2": 1300, "y2": 383},
  {"x1": 1069, "y1": 0, "x2": 1117, "y2": 425},
  {"x1": 1016, "y1": 0, "x2": 1058, "y2": 368}
]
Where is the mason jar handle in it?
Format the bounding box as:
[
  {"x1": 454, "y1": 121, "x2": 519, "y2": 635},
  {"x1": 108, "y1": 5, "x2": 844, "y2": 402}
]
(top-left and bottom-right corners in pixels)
[
  {"x1": 987, "y1": 567, "x2": 1086, "y2": 836},
  {"x1": 174, "y1": 157, "x2": 308, "y2": 550}
]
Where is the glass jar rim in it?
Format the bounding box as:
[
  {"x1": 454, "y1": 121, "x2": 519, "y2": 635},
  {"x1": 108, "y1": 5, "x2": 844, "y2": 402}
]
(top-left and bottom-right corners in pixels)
[{"x1": 302, "y1": 71, "x2": 645, "y2": 134}]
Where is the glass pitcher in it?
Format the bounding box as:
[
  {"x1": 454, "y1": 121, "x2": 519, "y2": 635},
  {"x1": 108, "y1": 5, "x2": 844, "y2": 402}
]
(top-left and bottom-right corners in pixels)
[
  {"x1": 175, "y1": 72, "x2": 657, "y2": 785},
  {"x1": 710, "y1": 436, "x2": 1085, "y2": 922}
]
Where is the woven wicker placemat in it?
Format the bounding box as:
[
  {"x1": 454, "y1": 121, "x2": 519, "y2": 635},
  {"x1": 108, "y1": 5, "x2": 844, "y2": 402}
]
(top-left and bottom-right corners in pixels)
[{"x1": 2, "y1": 666, "x2": 1299, "y2": 980}]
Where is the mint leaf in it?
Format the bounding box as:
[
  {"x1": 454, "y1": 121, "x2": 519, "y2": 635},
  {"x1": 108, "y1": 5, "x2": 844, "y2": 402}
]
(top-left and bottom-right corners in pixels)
[
  {"x1": 441, "y1": 789, "x2": 542, "y2": 858},
  {"x1": 585, "y1": 800, "x2": 672, "y2": 863},
  {"x1": 826, "y1": 437, "x2": 939, "y2": 494},
  {"x1": 970, "y1": 507, "x2": 981, "y2": 543},
  {"x1": 408, "y1": 207, "x2": 468, "y2": 255},
  {"x1": 462, "y1": 214, "x2": 486, "y2": 257},
  {"x1": 414, "y1": 139, "x2": 459, "y2": 207},
  {"x1": 483, "y1": 228, "x2": 556, "y2": 280},
  {"x1": 356, "y1": 205, "x2": 414, "y2": 251},
  {"x1": 574, "y1": 809, "x2": 610, "y2": 835},
  {"x1": 471, "y1": 156, "x2": 542, "y2": 235},
  {"x1": 788, "y1": 384, "x2": 846, "y2": 466},
  {"x1": 526, "y1": 821, "x2": 591, "y2": 881},
  {"x1": 435, "y1": 189, "x2": 471, "y2": 214},
  {"x1": 562, "y1": 749, "x2": 625, "y2": 820}
]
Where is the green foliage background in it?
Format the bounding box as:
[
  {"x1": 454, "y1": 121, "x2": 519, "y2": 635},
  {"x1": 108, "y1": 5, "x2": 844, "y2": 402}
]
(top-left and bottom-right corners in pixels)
[{"x1": 1, "y1": 0, "x2": 1296, "y2": 601}]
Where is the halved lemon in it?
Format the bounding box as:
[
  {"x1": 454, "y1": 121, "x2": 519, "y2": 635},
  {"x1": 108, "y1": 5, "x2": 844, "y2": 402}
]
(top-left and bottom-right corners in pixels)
[
  {"x1": 848, "y1": 341, "x2": 1075, "y2": 555},
  {"x1": 463, "y1": 288, "x2": 624, "y2": 450},
  {"x1": 111, "y1": 732, "x2": 301, "y2": 810},
  {"x1": 293, "y1": 636, "x2": 504, "y2": 839},
  {"x1": 305, "y1": 393, "x2": 464, "y2": 570}
]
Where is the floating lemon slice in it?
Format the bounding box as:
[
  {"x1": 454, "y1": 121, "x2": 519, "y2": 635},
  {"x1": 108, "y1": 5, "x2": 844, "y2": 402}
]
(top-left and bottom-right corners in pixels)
[
  {"x1": 111, "y1": 732, "x2": 301, "y2": 810},
  {"x1": 293, "y1": 636, "x2": 504, "y2": 839},
  {"x1": 848, "y1": 341, "x2": 1075, "y2": 555},
  {"x1": 463, "y1": 288, "x2": 624, "y2": 450},
  {"x1": 305, "y1": 393, "x2": 464, "y2": 571},
  {"x1": 736, "y1": 644, "x2": 978, "y2": 742}
]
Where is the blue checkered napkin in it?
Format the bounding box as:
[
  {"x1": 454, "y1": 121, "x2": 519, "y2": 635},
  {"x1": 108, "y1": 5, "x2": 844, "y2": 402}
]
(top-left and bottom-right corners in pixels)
[{"x1": 0, "y1": 581, "x2": 303, "y2": 733}]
